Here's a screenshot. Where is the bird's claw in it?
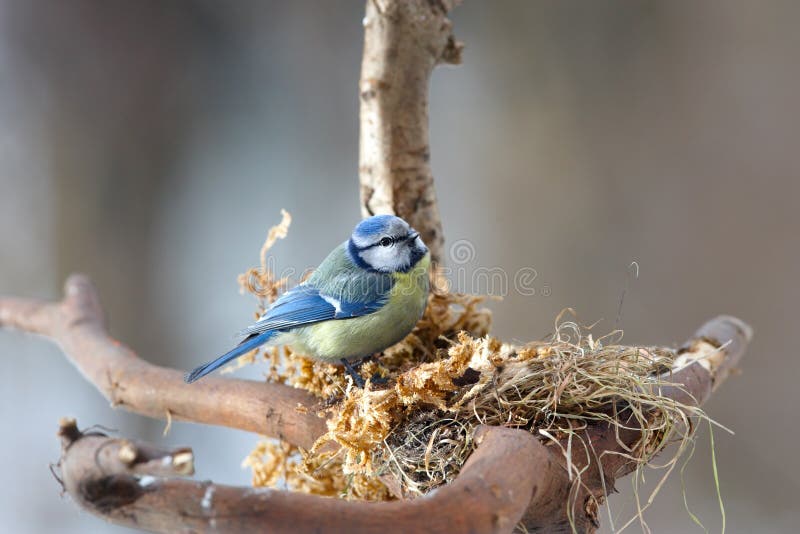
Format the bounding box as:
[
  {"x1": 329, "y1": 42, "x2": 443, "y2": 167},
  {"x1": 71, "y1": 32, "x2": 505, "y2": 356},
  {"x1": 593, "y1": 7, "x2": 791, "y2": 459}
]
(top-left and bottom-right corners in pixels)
[{"x1": 368, "y1": 373, "x2": 389, "y2": 386}]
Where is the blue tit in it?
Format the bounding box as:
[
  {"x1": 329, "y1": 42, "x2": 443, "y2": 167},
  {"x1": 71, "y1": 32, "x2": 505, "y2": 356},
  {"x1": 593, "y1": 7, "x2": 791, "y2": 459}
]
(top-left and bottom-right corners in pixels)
[{"x1": 185, "y1": 214, "x2": 430, "y2": 386}]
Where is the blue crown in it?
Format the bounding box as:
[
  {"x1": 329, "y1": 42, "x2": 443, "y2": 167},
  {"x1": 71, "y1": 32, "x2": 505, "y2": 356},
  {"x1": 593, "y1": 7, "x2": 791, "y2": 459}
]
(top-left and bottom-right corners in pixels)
[{"x1": 352, "y1": 214, "x2": 402, "y2": 238}]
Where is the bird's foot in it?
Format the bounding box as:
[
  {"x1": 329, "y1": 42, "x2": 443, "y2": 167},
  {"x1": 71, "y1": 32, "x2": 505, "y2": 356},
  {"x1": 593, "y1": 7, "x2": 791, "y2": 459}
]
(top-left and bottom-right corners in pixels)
[
  {"x1": 340, "y1": 358, "x2": 366, "y2": 388},
  {"x1": 368, "y1": 373, "x2": 389, "y2": 386}
]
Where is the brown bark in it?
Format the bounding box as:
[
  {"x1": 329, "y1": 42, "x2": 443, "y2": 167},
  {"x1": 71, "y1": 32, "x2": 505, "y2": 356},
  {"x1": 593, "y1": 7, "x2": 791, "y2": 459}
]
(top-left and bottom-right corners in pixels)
[
  {"x1": 57, "y1": 420, "x2": 539, "y2": 534},
  {"x1": 0, "y1": 274, "x2": 326, "y2": 449},
  {"x1": 359, "y1": 0, "x2": 462, "y2": 264}
]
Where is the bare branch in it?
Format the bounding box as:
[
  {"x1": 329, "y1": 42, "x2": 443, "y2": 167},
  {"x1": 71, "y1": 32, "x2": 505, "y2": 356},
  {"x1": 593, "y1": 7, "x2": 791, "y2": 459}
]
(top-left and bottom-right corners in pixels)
[
  {"x1": 359, "y1": 0, "x2": 463, "y2": 264},
  {"x1": 57, "y1": 420, "x2": 539, "y2": 534},
  {"x1": 0, "y1": 274, "x2": 326, "y2": 449}
]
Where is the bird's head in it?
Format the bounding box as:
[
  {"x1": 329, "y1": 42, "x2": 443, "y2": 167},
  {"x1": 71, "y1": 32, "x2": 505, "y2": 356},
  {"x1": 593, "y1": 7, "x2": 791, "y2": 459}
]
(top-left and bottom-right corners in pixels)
[{"x1": 347, "y1": 215, "x2": 429, "y2": 273}]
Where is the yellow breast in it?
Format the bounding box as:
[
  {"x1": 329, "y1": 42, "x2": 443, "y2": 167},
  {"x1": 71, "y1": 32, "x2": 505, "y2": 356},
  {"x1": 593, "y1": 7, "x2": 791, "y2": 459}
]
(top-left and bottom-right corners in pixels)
[{"x1": 289, "y1": 253, "x2": 431, "y2": 362}]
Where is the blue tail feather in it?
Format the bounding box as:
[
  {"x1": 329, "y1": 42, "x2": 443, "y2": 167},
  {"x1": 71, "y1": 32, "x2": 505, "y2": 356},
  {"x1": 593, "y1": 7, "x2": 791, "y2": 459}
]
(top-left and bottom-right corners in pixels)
[{"x1": 184, "y1": 331, "x2": 276, "y2": 383}]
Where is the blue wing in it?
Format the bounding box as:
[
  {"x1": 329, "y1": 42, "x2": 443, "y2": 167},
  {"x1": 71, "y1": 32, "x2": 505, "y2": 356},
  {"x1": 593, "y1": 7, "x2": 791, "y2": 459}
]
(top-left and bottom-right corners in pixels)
[
  {"x1": 239, "y1": 283, "x2": 389, "y2": 336},
  {"x1": 185, "y1": 281, "x2": 391, "y2": 383}
]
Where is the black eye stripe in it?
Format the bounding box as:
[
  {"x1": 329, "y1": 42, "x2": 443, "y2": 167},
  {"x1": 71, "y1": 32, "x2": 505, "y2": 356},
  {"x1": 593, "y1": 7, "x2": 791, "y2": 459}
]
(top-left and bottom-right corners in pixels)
[{"x1": 357, "y1": 233, "x2": 413, "y2": 250}]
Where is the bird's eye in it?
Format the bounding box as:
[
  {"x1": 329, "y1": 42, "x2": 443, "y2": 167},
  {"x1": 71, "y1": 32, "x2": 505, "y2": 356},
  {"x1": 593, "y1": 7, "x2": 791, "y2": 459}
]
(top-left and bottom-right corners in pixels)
[{"x1": 379, "y1": 237, "x2": 393, "y2": 247}]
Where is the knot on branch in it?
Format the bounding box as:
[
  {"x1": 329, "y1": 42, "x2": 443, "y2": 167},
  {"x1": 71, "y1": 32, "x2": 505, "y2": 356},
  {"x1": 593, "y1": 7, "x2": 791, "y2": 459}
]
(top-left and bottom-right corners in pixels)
[
  {"x1": 57, "y1": 418, "x2": 195, "y2": 478},
  {"x1": 440, "y1": 34, "x2": 464, "y2": 65},
  {"x1": 61, "y1": 274, "x2": 106, "y2": 331},
  {"x1": 56, "y1": 418, "x2": 196, "y2": 518}
]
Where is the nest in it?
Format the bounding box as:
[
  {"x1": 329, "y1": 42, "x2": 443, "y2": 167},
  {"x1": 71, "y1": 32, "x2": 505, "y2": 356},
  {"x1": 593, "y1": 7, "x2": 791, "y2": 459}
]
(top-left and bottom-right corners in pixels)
[{"x1": 236, "y1": 213, "x2": 714, "y2": 512}]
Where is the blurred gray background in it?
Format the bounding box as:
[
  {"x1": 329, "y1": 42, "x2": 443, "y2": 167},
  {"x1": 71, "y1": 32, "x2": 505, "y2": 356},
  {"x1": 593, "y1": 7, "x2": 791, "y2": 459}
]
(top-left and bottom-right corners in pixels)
[{"x1": 1, "y1": 1, "x2": 797, "y2": 532}]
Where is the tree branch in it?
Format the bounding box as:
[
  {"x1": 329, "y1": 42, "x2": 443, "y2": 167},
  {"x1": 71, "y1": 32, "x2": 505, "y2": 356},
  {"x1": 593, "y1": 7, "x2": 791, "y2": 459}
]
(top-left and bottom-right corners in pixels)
[
  {"x1": 359, "y1": 0, "x2": 463, "y2": 264},
  {"x1": 57, "y1": 420, "x2": 539, "y2": 534},
  {"x1": 44, "y1": 311, "x2": 749, "y2": 533},
  {"x1": 0, "y1": 274, "x2": 326, "y2": 449}
]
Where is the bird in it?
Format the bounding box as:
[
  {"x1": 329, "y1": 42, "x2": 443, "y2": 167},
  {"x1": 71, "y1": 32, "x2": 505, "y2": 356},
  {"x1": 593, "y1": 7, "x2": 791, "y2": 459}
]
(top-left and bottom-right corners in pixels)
[{"x1": 185, "y1": 214, "x2": 430, "y2": 387}]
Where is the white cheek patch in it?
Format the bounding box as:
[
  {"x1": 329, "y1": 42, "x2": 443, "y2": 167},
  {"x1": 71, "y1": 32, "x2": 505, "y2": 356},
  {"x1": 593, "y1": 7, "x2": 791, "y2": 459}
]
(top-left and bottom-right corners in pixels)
[{"x1": 359, "y1": 244, "x2": 411, "y2": 272}]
